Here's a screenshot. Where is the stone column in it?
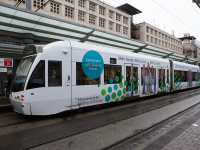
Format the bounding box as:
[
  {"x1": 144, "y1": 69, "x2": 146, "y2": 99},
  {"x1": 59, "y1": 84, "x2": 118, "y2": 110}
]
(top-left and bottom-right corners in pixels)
[
  {"x1": 74, "y1": 0, "x2": 78, "y2": 23},
  {"x1": 26, "y1": 0, "x2": 32, "y2": 11}
]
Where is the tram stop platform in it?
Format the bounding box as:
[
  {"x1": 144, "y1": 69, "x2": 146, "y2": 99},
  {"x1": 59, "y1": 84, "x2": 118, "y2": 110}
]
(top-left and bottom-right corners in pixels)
[
  {"x1": 106, "y1": 94, "x2": 200, "y2": 150},
  {"x1": 0, "y1": 96, "x2": 11, "y2": 112},
  {"x1": 115, "y1": 102, "x2": 200, "y2": 150},
  {"x1": 140, "y1": 116, "x2": 200, "y2": 150}
]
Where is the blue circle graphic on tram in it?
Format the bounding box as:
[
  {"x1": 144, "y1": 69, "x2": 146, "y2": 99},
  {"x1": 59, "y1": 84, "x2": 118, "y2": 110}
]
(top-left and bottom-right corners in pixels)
[{"x1": 82, "y1": 50, "x2": 104, "y2": 79}]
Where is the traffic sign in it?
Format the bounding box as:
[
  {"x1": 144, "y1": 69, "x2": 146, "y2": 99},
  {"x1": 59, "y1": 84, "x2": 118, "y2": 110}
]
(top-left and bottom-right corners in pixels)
[{"x1": 0, "y1": 58, "x2": 13, "y2": 67}]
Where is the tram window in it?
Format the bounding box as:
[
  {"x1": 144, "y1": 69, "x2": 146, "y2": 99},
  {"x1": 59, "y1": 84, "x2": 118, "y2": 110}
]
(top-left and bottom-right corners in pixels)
[
  {"x1": 182, "y1": 71, "x2": 187, "y2": 82},
  {"x1": 104, "y1": 65, "x2": 121, "y2": 84},
  {"x1": 174, "y1": 70, "x2": 180, "y2": 83},
  {"x1": 48, "y1": 61, "x2": 62, "y2": 87},
  {"x1": 110, "y1": 58, "x2": 116, "y2": 64},
  {"x1": 26, "y1": 60, "x2": 45, "y2": 90},
  {"x1": 158, "y1": 69, "x2": 165, "y2": 88},
  {"x1": 141, "y1": 66, "x2": 155, "y2": 86},
  {"x1": 126, "y1": 66, "x2": 138, "y2": 92},
  {"x1": 76, "y1": 62, "x2": 100, "y2": 85},
  {"x1": 174, "y1": 70, "x2": 187, "y2": 82},
  {"x1": 192, "y1": 72, "x2": 196, "y2": 81},
  {"x1": 167, "y1": 69, "x2": 169, "y2": 83}
]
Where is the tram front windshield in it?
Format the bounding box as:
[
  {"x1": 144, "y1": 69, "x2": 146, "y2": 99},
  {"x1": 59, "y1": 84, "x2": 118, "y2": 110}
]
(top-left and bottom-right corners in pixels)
[{"x1": 12, "y1": 56, "x2": 36, "y2": 92}]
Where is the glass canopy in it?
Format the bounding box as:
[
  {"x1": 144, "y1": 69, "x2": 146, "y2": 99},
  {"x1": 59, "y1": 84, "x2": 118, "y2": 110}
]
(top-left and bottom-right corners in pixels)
[{"x1": 0, "y1": 2, "x2": 199, "y2": 64}]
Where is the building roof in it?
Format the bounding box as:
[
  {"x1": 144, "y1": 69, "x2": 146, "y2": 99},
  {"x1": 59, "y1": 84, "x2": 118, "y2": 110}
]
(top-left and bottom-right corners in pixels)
[
  {"x1": 116, "y1": 3, "x2": 142, "y2": 15},
  {"x1": 179, "y1": 36, "x2": 196, "y2": 41}
]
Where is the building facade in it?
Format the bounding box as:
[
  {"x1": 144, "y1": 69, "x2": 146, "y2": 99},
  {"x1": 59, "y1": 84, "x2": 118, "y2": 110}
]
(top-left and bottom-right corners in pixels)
[
  {"x1": 179, "y1": 34, "x2": 200, "y2": 66},
  {"x1": 2, "y1": 0, "x2": 131, "y2": 38},
  {"x1": 195, "y1": 40, "x2": 200, "y2": 62},
  {"x1": 197, "y1": 45, "x2": 200, "y2": 65},
  {"x1": 134, "y1": 22, "x2": 183, "y2": 54},
  {"x1": 180, "y1": 34, "x2": 197, "y2": 58}
]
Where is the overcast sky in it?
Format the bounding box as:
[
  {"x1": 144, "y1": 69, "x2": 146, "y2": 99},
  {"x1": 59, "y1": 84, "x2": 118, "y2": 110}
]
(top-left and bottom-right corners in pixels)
[{"x1": 102, "y1": 0, "x2": 200, "y2": 41}]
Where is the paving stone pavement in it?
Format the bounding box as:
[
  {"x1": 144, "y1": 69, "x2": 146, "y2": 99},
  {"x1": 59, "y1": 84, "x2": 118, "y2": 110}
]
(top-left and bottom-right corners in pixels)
[{"x1": 162, "y1": 119, "x2": 200, "y2": 150}]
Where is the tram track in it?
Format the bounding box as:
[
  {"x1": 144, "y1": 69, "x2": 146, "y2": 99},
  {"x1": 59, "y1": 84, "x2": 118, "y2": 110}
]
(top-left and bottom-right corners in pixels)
[
  {"x1": 1, "y1": 88, "x2": 200, "y2": 130},
  {"x1": 0, "y1": 88, "x2": 200, "y2": 150}
]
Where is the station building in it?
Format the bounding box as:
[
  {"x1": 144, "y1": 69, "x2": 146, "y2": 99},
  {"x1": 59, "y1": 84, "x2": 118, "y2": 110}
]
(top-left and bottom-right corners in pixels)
[
  {"x1": 133, "y1": 22, "x2": 183, "y2": 54},
  {"x1": 1, "y1": 0, "x2": 139, "y2": 38}
]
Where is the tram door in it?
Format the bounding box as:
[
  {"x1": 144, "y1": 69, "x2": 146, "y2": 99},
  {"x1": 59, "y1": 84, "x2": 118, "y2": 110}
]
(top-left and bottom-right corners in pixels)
[
  {"x1": 158, "y1": 66, "x2": 166, "y2": 92},
  {"x1": 124, "y1": 64, "x2": 139, "y2": 97}
]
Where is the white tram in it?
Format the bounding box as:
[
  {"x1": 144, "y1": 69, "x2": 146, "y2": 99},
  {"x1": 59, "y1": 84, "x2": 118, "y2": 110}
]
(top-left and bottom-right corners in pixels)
[{"x1": 10, "y1": 41, "x2": 200, "y2": 115}]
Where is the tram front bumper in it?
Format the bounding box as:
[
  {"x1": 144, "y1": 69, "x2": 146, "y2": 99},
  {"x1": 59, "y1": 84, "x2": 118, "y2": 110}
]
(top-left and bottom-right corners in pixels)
[{"x1": 10, "y1": 98, "x2": 24, "y2": 114}]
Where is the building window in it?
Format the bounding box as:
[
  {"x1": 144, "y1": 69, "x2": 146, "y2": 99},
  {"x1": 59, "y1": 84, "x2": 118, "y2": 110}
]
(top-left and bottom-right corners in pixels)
[
  {"x1": 146, "y1": 35, "x2": 149, "y2": 42},
  {"x1": 123, "y1": 17, "x2": 128, "y2": 24},
  {"x1": 78, "y1": 0, "x2": 85, "y2": 8},
  {"x1": 151, "y1": 37, "x2": 153, "y2": 43},
  {"x1": 116, "y1": 24, "x2": 121, "y2": 32},
  {"x1": 151, "y1": 28, "x2": 153, "y2": 34},
  {"x1": 109, "y1": 21, "x2": 114, "y2": 30},
  {"x1": 51, "y1": 2, "x2": 59, "y2": 14},
  {"x1": 146, "y1": 27, "x2": 149, "y2": 33},
  {"x1": 89, "y1": 14, "x2": 95, "y2": 24},
  {"x1": 78, "y1": 11, "x2": 85, "y2": 21},
  {"x1": 33, "y1": 0, "x2": 43, "y2": 8},
  {"x1": 89, "y1": 1, "x2": 95, "y2": 12},
  {"x1": 99, "y1": 6, "x2": 105, "y2": 16},
  {"x1": 155, "y1": 31, "x2": 157, "y2": 36},
  {"x1": 155, "y1": 38, "x2": 157, "y2": 44},
  {"x1": 99, "y1": 18, "x2": 105, "y2": 28},
  {"x1": 123, "y1": 26, "x2": 128, "y2": 35},
  {"x1": 65, "y1": 6, "x2": 73, "y2": 18},
  {"x1": 116, "y1": 13, "x2": 121, "y2": 22},
  {"x1": 109, "y1": 10, "x2": 114, "y2": 19},
  {"x1": 66, "y1": 0, "x2": 73, "y2": 3}
]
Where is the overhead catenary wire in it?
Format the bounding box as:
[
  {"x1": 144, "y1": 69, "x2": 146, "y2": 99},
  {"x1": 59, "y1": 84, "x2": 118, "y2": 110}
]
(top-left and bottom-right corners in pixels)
[{"x1": 152, "y1": 0, "x2": 200, "y2": 37}]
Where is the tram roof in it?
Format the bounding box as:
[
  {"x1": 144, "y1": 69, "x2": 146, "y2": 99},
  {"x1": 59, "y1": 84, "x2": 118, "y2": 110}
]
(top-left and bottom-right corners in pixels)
[{"x1": 0, "y1": 2, "x2": 199, "y2": 64}]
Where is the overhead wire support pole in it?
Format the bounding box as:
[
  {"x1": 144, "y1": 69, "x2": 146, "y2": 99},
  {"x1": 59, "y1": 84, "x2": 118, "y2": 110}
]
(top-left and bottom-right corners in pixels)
[{"x1": 35, "y1": 0, "x2": 54, "y2": 12}]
